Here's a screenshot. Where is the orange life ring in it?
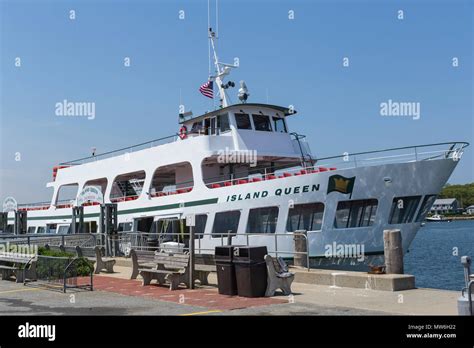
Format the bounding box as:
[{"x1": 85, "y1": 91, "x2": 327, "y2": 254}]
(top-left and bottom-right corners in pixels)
[{"x1": 179, "y1": 126, "x2": 187, "y2": 140}]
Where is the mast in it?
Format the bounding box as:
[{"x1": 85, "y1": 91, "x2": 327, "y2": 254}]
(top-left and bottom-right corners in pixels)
[{"x1": 208, "y1": 28, "x2": 236, "y2": 108}]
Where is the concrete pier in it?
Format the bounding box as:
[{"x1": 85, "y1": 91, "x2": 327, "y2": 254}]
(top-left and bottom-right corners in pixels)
[{"x1": 0, "y1": 258, "x2": 459, "y2": 316}]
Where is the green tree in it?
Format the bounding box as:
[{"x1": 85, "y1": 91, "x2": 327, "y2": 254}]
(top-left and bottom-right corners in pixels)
[{"x1": 439, "y1": 183, "x2": 474, "y2": 208}]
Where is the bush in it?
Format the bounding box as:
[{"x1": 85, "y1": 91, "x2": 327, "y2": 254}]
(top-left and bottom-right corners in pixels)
[
  {"x1": 38, "y1": 246, "x2": 74, "y2": 258},
  {"x1": 37, "y1": 247, "x2": 94, "y2": 278}
]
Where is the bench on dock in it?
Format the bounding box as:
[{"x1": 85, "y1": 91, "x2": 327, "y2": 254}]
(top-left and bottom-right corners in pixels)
[
  {"x1": 194, "y1": 253, "x2": 216, "y2": 285},
  {"x1": 130, "y1": 250, "x2": 157, "y2": 280},
  {"x1": 130, "y1": 249, "x2": 216, "y2": 285},
  {"x1": 139, "y1": 253, "x2": 190, "y2": 290},
  {"x1": 61, "y1": 245, "x2": 79, "y2": 255},
  {"x1": 76, "y1": 246, "x2": 115, "y2": 274},
  {"x1": 44, "y1": 244, "x2": 63, "y2": 253},
  {"x1": 0, "y1": 252, "x2": 37, "y2": 283},
  {"x1": 264, "y1": 255, "x2": 294, "y2": 297}
]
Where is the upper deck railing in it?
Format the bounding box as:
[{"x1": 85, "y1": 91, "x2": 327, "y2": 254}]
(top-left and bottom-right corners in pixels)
[
  {"x1": 203, "y1": 141, "x2": 469, "y2": 187},
  {"x1": 60, "y1": 134, "x2": 180, "y2": 166},
  {"x1": 59, "y1": 130, "x2": 307, "y2": 166},
  {"x1": 17, "y1": 141, "x2": 468, "y2": 208}
]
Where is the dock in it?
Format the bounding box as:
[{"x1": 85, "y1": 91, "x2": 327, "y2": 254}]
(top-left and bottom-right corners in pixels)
[{"x1": 0, "y1": 260, "x2": 459, "y2": 316}]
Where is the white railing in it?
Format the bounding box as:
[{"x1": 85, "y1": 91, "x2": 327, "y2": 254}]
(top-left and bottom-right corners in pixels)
[{"x1": 204, "y1": 141, "x2": 469, "y2": 188}]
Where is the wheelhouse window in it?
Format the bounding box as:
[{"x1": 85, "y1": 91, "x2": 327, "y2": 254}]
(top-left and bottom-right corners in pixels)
[
  {"x1": 389, "y1": 196, "x2": 421, "y2": 224},
  {"x1": 415, "y1": 195, "x2": 437, "y2": 222},
  {"x1": 190, "y1": 121, "x2": 203, "y2": 134},
  {"x1": 149, "y1": 162, "x2": 193, "y2": 197},
  {"x1": 247, "y1": 207, "x2": 279, "y2": 234},
  {"x1": 252, "y1": 114, "x2": 272, "y2": 132},
  {"x1": 334, "y1": 199, "x2": 378, "y2": 228},
  {"x1": 287, "y1": 203, "x2": 324, "y2": 231},
  {"x1": 212, "y1": 210, "x2": 241, "y2": 238},
  {"x1": 110, "y1": 171, "x2": 145, "y2": 202},
  {"x1": 273, "y1": 116, "x2": 287, "y2": 133},
  {"x1": 217, "y1": 113, "x2": 231, "y2": 133},
  {"x1": 235, "y1": 113, "x2": 252, "y2": 130}
]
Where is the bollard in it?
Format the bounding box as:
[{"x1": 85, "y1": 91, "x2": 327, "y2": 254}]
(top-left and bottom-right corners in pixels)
[
  {"x1": 383, "y1": 229, "x2": 404, "y2": 274},
  {"x1": 293, "y1": 230, "x2": 307, "y2": 268}
]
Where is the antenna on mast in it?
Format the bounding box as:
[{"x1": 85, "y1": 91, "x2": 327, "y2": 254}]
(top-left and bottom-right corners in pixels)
[
  {"x1": 208, "y1": 27, "x2": 236, "y2": 108},
  {"x1": 206, "y1": 0, "x2": 239, "y2": 108}
]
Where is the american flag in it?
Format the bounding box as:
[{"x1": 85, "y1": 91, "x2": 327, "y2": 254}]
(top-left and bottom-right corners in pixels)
[{"x1": 199, "y1": 80, "x2": 214, "y2": 99}]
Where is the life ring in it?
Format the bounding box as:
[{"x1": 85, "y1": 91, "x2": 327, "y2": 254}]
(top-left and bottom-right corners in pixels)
[{"x1": 179, "y1": 126, "x2": 187, "y2": 140}]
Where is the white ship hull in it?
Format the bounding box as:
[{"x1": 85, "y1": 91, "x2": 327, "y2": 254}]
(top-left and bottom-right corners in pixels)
[{"x1": 7, "y1": 149, "x2": 460, "y2": 266}]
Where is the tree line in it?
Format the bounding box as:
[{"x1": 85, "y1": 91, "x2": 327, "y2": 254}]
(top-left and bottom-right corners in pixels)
[{"x1": 439, "y1": 183, "x2": 474, "y2": 208}]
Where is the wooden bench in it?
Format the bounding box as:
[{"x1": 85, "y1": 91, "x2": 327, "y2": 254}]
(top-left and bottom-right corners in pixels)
[
  {"x1": 194, "y1": 253, "x2": 216, "y2": 285},
  {"x1": 76, "y1": 246, "x2": 115, "y2": 274},
  {"x1": 0, "y1": 252, "x2": 37, "y2": 283},
  {"x1": 44, "y1": 244, "x2": 63, "y2": 253},
  {"x1": 61, "y1": 245, "x2": 79, "y2": 255},
  {"x1": 264, "y1": 254, "x2": 294, "y2": 297},
  {"x1": 130, "y1": 249, "x2": 158, "y2": 280},
  {"x1": 139, "y1": 253, "x2": 190, "y2": 290}
]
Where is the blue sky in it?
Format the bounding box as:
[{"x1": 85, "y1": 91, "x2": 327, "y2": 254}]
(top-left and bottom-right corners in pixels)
[{"x1": 1, "y1": 0, "x2": 473, "y2": 203}]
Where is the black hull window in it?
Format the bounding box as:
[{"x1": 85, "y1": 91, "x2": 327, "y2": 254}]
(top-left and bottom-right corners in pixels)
[
  {"x1": 212, "y1": 210, "x2": 241, "y2": 238},
  {"x1": 334, "y1": 199, "x2": 378, "y2": 229},
  {"x1": 247, "y1": 207, "x2": 279, "y2": 234},
  {"x1": 389, "y1": 196, "x2": 421, "y2": 224},
  {"x1": 287, "y1": 203, "x2": 325, "y2": 232},
  {"x1": 415, "y1": 195, "x2": 437, "y2": 222}
]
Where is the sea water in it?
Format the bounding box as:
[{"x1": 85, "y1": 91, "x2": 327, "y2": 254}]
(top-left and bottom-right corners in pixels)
[{"x1": 405, "y1": 220, "x2": 474, "y2": 290}]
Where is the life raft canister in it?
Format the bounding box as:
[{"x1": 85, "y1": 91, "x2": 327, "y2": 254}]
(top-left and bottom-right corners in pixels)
[{"x1": 179, "y1": 125, "x2": 187, "y2": 140}]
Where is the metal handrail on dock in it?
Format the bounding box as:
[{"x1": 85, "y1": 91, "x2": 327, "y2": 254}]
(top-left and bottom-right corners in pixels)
[{"x1": 101, "y1": 230, "x2": 311, "y2": 271}]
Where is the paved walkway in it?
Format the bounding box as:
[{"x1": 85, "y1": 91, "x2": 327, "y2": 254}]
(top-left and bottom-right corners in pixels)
[
  {"x1": 0, "y1": 265, "x2": 460, "y2": 315},
  {"x1": 96, "y1": 266, "x2": 460, "y2": 315},
  {"x1": 89, "y1": 275, "x2": 285, "y2": 311}
]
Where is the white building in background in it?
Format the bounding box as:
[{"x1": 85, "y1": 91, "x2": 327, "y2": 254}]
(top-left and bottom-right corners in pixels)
[
  {"x1": 465, "y1": 205, "x2": 474, "y2": 215},
  {"x1": 430, "y1": 198, "x2": 459, "y2": 214}
]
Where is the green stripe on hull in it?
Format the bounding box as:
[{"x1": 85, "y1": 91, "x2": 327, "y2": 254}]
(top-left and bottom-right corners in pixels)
[{"x1": 7, "y1": 198, "x2": 218, "y2": 222}]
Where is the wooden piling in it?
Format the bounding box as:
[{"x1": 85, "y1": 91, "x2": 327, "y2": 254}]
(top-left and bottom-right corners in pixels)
[{"x1": 383, "y1": 229, "x2": 404, "y2": 274}]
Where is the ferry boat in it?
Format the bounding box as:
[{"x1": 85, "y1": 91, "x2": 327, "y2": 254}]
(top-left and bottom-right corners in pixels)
[{"x1": 3, "y1": 28, "x2": 469, "y2": 267}]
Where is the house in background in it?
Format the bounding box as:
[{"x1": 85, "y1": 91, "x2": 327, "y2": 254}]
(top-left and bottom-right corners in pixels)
[
  {"x1": 465, "y1": 205, "x2": 474, "y2": 215},
  {"x1": 430, "y1": 198, "x2": 459, "y2": 214}
]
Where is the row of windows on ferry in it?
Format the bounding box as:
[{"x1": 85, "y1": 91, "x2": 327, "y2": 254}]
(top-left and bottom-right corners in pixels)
[
  {"x1": 31, "y1": 195, "x2": 436, "y2": 235},
  {"x1": 187, "y1": 112, "x2": 287, "y2": 135},
  {"x1": 55, "y1": 155, "x2": 315, "y2": 204}
]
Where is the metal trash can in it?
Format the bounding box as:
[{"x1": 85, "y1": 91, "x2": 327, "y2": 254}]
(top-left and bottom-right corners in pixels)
[
  {"x1": 215, "y1": 246, "x2": 238, "y2": 295},
  {"x1": 233, "y1": 246, "x2": 268, "y2": 297}
]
